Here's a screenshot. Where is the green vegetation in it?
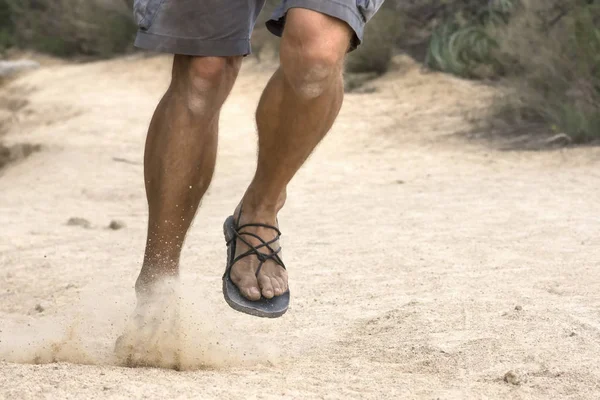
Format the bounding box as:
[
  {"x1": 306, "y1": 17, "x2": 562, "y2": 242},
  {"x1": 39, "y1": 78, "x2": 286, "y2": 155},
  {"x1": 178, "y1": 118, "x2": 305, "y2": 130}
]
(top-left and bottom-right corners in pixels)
[
  {"x1": 0, "y1": 0, "x2": 598, "y2": 143},
  {"x1": 492, "y1": 1, "x2": 600, "y2": 143},
  {"x1": 0, "y1": 0, "x2": 14, "y2": 51},
  {"x1": 346, "y1": 3, "x2": 404, "y2": 75},
  {"x1": 0, "y1": 0, "x2": 136, "y2": 57},
  {"x1": 387, "y1": 0, "x2": 600, "y2": 143},
  {"x1": 424, "y1": 0, "x2": 517, "y2": 79}
]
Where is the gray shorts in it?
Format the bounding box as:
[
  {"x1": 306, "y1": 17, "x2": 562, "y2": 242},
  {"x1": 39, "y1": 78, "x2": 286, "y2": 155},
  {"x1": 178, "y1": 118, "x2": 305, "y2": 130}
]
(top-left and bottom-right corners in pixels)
[{"x1": 133, "y1": 0, "x2": 384, "y2": 56}]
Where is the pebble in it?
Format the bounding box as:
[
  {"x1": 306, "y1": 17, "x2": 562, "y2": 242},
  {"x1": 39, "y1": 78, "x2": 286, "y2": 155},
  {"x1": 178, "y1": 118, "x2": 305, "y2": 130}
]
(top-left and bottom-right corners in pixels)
[
  {"x1": 108, "y1": 220, "x2": 126, "y2": 230},
  {"x1": 67, "y1": 217, "x2": 91, "y2": 229},
  {"x1": 504, "y1": 370, "x2": 522, "y2": 385}
]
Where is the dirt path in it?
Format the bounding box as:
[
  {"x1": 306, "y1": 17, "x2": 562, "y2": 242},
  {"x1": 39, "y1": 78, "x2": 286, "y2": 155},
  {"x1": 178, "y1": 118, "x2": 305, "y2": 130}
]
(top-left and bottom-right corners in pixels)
[{"x1": 1, "y1": 55, "x2": 600, "y2": 400}]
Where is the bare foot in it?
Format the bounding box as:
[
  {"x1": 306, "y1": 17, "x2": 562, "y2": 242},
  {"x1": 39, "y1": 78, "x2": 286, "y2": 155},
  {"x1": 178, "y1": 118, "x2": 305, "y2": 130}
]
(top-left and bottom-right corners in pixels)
[
  {"x1": 229, "y1": 204, "x2": 289, "y2": 301},
  {"x1": 115, "y1": 277, "x2": 182, "y2": 369}
]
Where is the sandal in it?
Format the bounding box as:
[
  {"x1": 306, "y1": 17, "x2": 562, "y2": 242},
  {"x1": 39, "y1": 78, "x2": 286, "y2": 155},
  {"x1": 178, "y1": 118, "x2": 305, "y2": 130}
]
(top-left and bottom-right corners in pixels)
[{"x1": 222, "y1": 209, "x2": 290, "y2": 318}]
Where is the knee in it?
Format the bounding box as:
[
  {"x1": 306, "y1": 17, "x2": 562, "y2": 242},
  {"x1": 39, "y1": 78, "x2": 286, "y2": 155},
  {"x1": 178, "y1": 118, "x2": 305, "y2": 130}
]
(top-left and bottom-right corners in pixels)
[
  {"x1": 280, "y1": 11, "x2": 351, "y2": 99},
  {"x1": 280, "y1": 37, "x2": 345, "y2": 99},
  {"x1": 173, "y1": 56, "x2": 241, "y2": 113},
  {"x1": 187, "y1": 57, "x2": 239, "y2": 90}
]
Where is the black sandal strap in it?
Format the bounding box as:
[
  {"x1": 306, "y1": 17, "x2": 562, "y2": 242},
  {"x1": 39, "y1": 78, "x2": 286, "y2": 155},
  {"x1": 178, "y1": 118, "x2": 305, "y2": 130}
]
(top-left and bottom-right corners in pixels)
[
  {"x1": 232, "y1": 237, "x2": 280, "y2": 262},
  {"x1": 228, "y1": 206, "x2": 286, "y2": 277}
]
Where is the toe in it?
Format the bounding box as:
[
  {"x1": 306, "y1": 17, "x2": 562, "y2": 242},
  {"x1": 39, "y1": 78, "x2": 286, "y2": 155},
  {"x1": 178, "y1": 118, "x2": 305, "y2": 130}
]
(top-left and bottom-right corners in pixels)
[
  {"x1": 271, "y1": 277, "x2": 283, "y2": 296},
  {"x1": 231, "y1": 269, "x2": 261, "y2": 301},
  {"x1": 242, "y1": 285, "x2": 261, "y2": 301},
  {"x1": 276, "y1": 276, "x2": 287, "y2": 294},
  {"x1": 258, "y1": 273, "x2": 274, "y2": 299},
  {"x1": 275, "y1": 268, "x2": 288, "y2": 293}
]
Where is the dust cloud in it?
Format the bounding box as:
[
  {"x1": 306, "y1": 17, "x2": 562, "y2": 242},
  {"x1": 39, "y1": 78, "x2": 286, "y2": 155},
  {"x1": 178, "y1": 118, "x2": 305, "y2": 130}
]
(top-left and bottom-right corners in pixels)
[{"x1": 0, "y1": 278, "x2": 279, "y2": 370}]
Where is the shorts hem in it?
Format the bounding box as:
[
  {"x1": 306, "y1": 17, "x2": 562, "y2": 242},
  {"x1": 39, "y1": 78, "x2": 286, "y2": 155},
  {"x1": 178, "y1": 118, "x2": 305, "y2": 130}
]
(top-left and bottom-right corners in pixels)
[
  {"x1": 266, "y1": 0, "x2": 365, "y2": 50},
  {"x1": 134, "y1": 31, "x2": 252, "y2": 57}
]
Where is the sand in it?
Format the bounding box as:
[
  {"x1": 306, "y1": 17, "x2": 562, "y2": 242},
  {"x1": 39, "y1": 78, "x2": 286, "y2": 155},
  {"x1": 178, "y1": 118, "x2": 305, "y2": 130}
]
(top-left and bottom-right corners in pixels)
[{"x1": 1, "y1": 54, "x2": 600, "y2": 399}]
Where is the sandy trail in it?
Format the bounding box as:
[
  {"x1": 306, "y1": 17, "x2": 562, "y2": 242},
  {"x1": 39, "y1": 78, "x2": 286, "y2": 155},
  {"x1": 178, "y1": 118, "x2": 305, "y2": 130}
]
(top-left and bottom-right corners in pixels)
[{"x1": 1, "y1": 55, "x2": 600, "y2": 399}]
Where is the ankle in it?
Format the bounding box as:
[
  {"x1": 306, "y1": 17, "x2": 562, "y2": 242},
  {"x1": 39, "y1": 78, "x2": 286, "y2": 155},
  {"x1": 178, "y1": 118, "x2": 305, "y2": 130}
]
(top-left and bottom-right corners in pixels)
[
  {"x1": 135, "y1": 270, "x2": 179, "y2": 295},
  {"x1": 238, "y1": 192, "x2": 286, "y2": 224},
  {"x1": 241, "y1": 188, "x2": 286, "y2": 215},
  {"x1": 136, "y1": 254, "x2": 179, "y2": 291},
  {"x1": 135, "y1": 274, "x2": 180, "y2": 302}
]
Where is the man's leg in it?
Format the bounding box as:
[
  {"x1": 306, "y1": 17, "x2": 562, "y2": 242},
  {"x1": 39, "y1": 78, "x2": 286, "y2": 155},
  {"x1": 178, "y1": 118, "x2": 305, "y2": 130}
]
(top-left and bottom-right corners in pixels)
[
  {"x1": 136, "y1": 55, "x2": 242, "y2": 295},
  {"x1": 230, "y1": 9, "x2": 353, "y2": 300}
]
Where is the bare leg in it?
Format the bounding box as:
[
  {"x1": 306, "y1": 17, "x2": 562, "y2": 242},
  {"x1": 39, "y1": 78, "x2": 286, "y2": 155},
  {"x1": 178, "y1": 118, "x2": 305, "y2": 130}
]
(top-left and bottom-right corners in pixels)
[
  {"x1": 230, "y1": 9, "x2": 353, "y2": 300},
  {"x1": 136, "y1": 55, "x2": 242, "y2": 295},
  {"x1": 117, "y1": 55, "x2": 241, "y2": 367}
]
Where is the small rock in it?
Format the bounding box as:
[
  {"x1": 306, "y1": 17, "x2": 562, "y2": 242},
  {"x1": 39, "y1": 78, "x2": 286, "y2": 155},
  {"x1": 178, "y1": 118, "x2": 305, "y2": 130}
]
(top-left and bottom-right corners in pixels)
[
  {"x1": 395, "y1": 180, "x2": 405, "y2": 184},
  {"x1": 504, "y1": 370, "x2": 522, "y2": 385},
  {"x1": 67, "y1": 217, "x2": 91, "y2": 229},
  {"x1": 108, "y1": 220, "x2": 126, "y2": 230},
  {"x1": 569, "y1": 331, "x2": 577, "y2": 337},
  {"x1": 34, "y1": 303, "x2": 45, "y2": 313},
  {"x1": 514, "y1": 305, "x2": 523, "y2": 311}
]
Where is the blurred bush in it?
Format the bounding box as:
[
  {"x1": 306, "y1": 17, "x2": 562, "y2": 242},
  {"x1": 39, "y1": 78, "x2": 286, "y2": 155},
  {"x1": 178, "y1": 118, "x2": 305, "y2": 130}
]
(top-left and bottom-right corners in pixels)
[
  {"x1": 0, "y1": 0, "x2": 597, "y2": 143},
  {"x1": 407, "y1": 0, "x2": 600, "y2": 143},
  {"x1": 0, "y1": 0, "x2": 136, "y2": 57},
  {"x1": 424, "y1": 0, "x2": 517, "y2": 79},
  {"x1": 0, "y1": 0, "x2": 14, "y2": 52},
  {"x1": 345, "y1": 3, "x2": 404, "y2": 75},
  {"x1": 489, "y1": 0, "x2": 600, "y2": 143}
]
